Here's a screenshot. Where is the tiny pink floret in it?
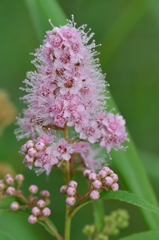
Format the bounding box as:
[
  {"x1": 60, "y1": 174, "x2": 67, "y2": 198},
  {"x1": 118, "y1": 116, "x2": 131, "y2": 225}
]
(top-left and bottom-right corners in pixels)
[
  {"x1": 60, "y1": 185, "x2": 67, "y2": 194},
  {"x1": 6, "y1": 186, "x2": 15, "y2": 195},
  {"x1": 111, "y1": 183, "x2": 119, "y2": 191},
  {"x1": 66, "y1": 197, "x2": 76, "y2": 206},
  {"x1": 67, "y1": 187, "x2": 76, "y2": 196},
  {"x1": 92, "y1": 180, "x2": 102, "y2": 189},
  {"x1": 68, "y1": 180, "x2": 78, "y2": 189},
  {"x1": 32, "y1": 207, "x2": 41, "y2": 216},
  {"x1": 37, "y1": 199, "x2": 46, "y2": 208},
  {"x1": 10, "y1": 202, "x2": 19, "y2": 211}
]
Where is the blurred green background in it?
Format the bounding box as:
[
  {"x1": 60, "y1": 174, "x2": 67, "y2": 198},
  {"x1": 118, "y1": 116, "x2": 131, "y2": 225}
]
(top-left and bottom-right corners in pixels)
[{"x1": 0, "y1": 0, "x2": 159, "y2": 239}]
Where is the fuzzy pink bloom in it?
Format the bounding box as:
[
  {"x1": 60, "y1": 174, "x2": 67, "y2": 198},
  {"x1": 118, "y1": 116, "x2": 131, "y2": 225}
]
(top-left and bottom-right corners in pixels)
[
  {"x1": 89, "y1": 173, "x2": 97, "y2": 181},
  {"x1": 92, "y1": 180, "x2": 102, "y2": 189},
  {"x1": 104, "y1": 177, "x2": 113, "y2": 186},
  {"x1": 5, "y1": 177, "x2": 14, "y2": 185}
]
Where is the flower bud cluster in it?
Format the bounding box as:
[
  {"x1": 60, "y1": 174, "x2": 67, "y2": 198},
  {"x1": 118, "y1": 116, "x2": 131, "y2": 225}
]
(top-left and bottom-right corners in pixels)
[
  {"x1": 0, "y1": 173, "x2": 51, "y2": 225},
  {"x1": 60, "y1": 180, "x2": 78, "y2": 206},
  {"x1": 83, "y1": 166, "x2": 119, "y2": 200},
  {"x1": 103, "y1": 209, "x2": 129, "y2": 236},
  {"x1": 21, "y1": 137, "x2": 75, "y2": 172}
]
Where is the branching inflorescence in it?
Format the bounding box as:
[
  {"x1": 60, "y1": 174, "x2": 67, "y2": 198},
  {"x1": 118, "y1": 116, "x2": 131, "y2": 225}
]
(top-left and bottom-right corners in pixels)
[{"x1": 8, "y1": 16, "x2": 128, "y2": 238}]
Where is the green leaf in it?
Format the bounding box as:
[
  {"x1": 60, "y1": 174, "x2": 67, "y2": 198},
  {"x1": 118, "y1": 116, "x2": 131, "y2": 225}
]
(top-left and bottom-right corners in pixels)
[
  {"x1": 71, "y1": 190, "x2": 159, "y2": 218},
  {"x1": 92, "y1": 200, "x2": 104, "y2": 232},
  {"x1": 100, "y1": 0, "x2": 157, "y2": 64},
  {"x1": 0, "y1": 230, "x2": 14, "y2": 240},
  {"x1": 119, "y1": 230, "x2": 159, "y2": 240},
  {"x1": 25, "y1": 0, "x2": 66, "y2": 40}
]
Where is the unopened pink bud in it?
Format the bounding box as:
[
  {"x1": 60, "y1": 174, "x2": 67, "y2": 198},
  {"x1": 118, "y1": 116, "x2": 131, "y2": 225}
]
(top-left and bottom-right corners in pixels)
[
  {"x1": 68, "y1": 180, "x2": 78, "y2": 188},
  {"x1": 110, "y1": 173, "x2": 118, "y2": 182},
  {"x1": 26, "y1": 140, "x2": 34, "y2": 149},
  {"x1": 60, "y1": 185, "x2": 67, "y2": 194},
  {"x1": 89, "y1": 173, "x2": 97, "y2": 181},
  {"x1": 111, "y1": 183, "x2": 119, "y2": 191},
  {"x1": 25, "y1": 154, "x2": 34, "y2": 164},
  {"x1": 98, "y1": 169, "x2": 107, "y2": 178},
  {"x1": 15, "y1": 174, "x2": 24, "y2": 182},
  {"x1": 28, "y1": 215, "x2": 37, "y2": 224},
  {"x1": 0, "y1": 182, "x2": 5, "y2": 190},
  {"x1": 66, "y1": 197, "x2": 76, "y2": 206},
  {"x1": 37, "y1": 199, "x2": 45, "y2": 208},
  {"x1": 67, "y1": 187, "x2": 76, "y2": 196},
  {"x1": 42, "y1": 207, "x2": 51, "y2": 216},
  {"x1": 5, "y1": 177, "x2": 14, "y2": 185},
  {"x1": 28, "y1": 147, "x2": 37, "y2": 157},
  {"x1": 21, "y1": 144, "x2": 28, "y2": 153},
  {"x1": 40, "y1": 190, "x2": 50, "y2": 198},
  {"x1": 102, "y1": 166, "x2": 111, "y2": 175},
  {"x1": 6, "y1": 186, "x2": 15, "y2": 195},
  {"x1": 92, "y1": 180, "x2": 102, "y2": 189},
  {"x1": 29, "y1": 185, "x2": 38, "y2": 194},
  {"x1": 35, "y1": 142, "x2": 46, "y2": 151},
  {"x1": 105, "y1": 177, "x2": 113, "y2": 186},
  {"x1": 90, "y1": 190, "x2": 100, "y2": 200},
  {"x1": 32, "y1": 207, "x2": 40, "y2": 216},
  {"x1": 83, "y1": 169, "x2": 92, "y2": 178},
  {"x1": 10, "y1": 202, "x2": 19, "y2": 211}
]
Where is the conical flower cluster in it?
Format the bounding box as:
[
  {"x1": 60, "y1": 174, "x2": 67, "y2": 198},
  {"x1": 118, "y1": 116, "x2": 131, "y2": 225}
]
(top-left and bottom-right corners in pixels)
[{"x1": 16, "y1": 17, "x2": 127, "y2": 173}]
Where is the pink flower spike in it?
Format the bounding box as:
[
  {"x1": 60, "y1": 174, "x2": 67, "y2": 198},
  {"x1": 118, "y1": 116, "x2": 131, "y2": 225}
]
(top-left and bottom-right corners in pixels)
[
  {"x1": 90, "y1": 190, "x2": 100, "y2": 200},
  {"x1": 37, "y1": 199, "x2": 46, "y2": 208},
  {"x1": 67, "y1": 187, "x2": 76, "y2": 196},
  {"x1": 60, "y1": 185, "x2": 67, "y2": 194},
  {"x1": 111, "y1": 183, "x2": 119, "y2": 191},
  {"x1": 28, "y1": 215, "x2": 37, "y2": 224},
  {"x1": 32, "y1": 207, "x2": 41, "y2": 216},
  {"x1": 66, "y1": 197, "x2": 76, "y2": 206},
  {"x1": 29, "y1": 185, "x2": 38, "y2": 194},
  {"x1": 10, "y1": 202, "x2": 19, "y2": 211},
  {"x1": 6, "y1": 186, "x2": 15, "y2": 195},
  {"x1": 68, "y1": 180, "x2": 78, "y2": 189},
  {"x1": 42, "y1": 207, "x2": 51, "y2": 216},
  {"x1": 92, "y1": 180, "x2": 102, "y2": 189}
]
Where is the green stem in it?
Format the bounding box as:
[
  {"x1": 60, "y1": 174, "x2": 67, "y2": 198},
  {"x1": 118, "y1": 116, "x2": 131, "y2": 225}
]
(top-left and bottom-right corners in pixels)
[
  {"x1": 43, "y1": 219, "x2": 64, "y2": 240},
  {"x1": 64, "y1": 125, "x2": 71, "y2": 240}
]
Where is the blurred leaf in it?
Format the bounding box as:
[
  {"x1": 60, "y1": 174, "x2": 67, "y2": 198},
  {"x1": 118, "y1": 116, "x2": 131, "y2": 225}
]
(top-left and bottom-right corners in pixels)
[
  {"x1": 119, "y1": 230, "x2": 159, "y2": 240},
  {"x1": 71, "y1": 190, "x2": 159, "y2": 218},
  {"x1": 139, "y1": 150, "x2": 159, "y2": 181},
  {"x1": 25, "y1": 0, "x2": 66, "y2": 40},
  {"x1": 0, "y1": 230, "x2": 14, "y2": 240},
  {"x1": 92, "y1": 200, "x2": 104, "y2": 232},
  {"x1": 100, "y1": 0, "x2": 156, "y2": 64},
  {"x1": 25, "y1": 0, "x2": 159, "y2": 230}
]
